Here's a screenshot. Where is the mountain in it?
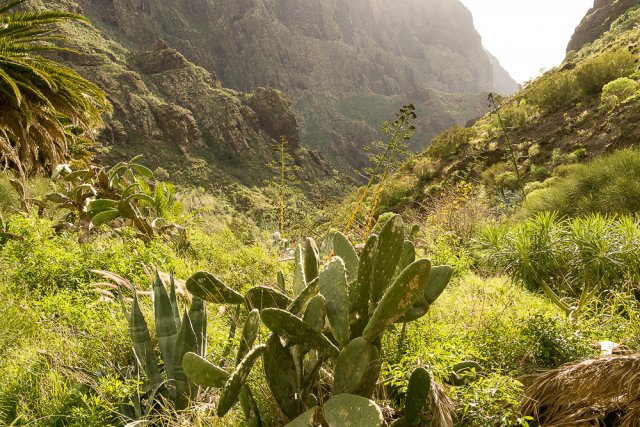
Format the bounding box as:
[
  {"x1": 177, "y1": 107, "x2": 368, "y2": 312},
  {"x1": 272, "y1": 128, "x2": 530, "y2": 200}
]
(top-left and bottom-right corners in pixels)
[
  {"x1": 42, "y1": 0, "x2": 516, "y2": 177},
  {"x1": 567, "y1": 0, "x2": 639, "y2": 53},
  {"x1": 376, "y1": 1, "x2": 640, "y2": 214}
]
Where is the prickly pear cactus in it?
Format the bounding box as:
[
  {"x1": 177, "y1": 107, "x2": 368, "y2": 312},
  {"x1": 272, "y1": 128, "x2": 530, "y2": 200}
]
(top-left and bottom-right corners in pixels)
[{"x1": 243, "y1": 214, "x2": 452, "y2": 426}]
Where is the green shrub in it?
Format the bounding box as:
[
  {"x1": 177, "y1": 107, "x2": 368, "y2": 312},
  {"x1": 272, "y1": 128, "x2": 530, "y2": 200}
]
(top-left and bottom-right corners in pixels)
[
  {"x1": 530, "y1": 164, "x2": 550, "y2": 181},
  {"x1": 575, "y1": 48, "x2": 637, "y2": 95},
  {"x1": 426, "y1": 126, "x2": 475, "y2": 160},
  {"x1": 520, "y1": 314, "x2": 592, "y2": 368},
  {"x1": 494, "y1": 171, "x2": 520, "y2": 191},
  {"x1": 454, "y1": 374, "x2": 528, "y2": 426},
  {"x1": 491, "y1": 99, "x2": 537, "y2": 131},
  {"x1": 526, "y1": 71, "x2": 578, "y2": 113},
  {"x1": 520, "y1": 148, "x2": 640, "y2": 216},
  {"x1": 601, "y1": 76, "x2": 640, "y2": 108}
]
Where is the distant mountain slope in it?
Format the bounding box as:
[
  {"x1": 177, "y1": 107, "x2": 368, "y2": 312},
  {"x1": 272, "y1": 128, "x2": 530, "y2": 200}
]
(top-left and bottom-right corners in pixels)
[
  {"x1": 33, "y1": 0, "x2": 332, "y2": 191},
  {"x1": 377, "y1": 2, "x2": 640, "y2": 214},
  {"x1": 62, "y1": 0, "x2": 517, "y2": 171}
]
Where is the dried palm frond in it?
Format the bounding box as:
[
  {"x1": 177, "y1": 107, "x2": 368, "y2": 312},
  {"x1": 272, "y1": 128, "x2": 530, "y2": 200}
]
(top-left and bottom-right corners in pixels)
[
  {"x1": 430, "y1": 378, "x2": 455, "y2": 427},
  {"x1": 521, "y1": 354, "x2": 640, "y2": 426}
]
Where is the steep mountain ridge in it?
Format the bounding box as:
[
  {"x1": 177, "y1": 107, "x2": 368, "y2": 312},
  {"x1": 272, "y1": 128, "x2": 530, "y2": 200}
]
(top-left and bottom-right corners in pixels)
[{"x1": 64, "y1": 0, "x2": 517, "y2": 170}]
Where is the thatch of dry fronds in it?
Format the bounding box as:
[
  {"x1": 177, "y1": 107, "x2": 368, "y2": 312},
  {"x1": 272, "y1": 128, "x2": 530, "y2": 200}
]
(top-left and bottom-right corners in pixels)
[
  {"x1": 430, "y1": 378, "x2": 455, "y2": 427},
  {"x1": 521, "y1": 355, "x2": 640, "y2": 426}
]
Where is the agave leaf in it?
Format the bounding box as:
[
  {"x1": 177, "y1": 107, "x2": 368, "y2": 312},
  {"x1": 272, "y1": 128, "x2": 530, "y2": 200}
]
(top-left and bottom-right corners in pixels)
[
  {"x1": 169, "y1": 272, "x2": 181, "y2": 330},
  {"x1": 188, "y1": 297, "x2": 207, "y2": 357},
  {"x1": 129, "y1": 294, "x2": 162, "y2": 388},
  {"x1": 152, "y1": 272, "x2": 178, "y2": 381}
]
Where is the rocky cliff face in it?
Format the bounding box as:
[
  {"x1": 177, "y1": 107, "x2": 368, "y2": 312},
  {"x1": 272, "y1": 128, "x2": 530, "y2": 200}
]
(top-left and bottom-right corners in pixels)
[
  {"x1": 38, "y1": 0, "x2": 332, "y2": 189},
  {"x1": 567, "y1": 0, "x2": 639, "y2": 53},
  {"x1": 63, "y1": 0, "x2": 516, "y2": 171}
]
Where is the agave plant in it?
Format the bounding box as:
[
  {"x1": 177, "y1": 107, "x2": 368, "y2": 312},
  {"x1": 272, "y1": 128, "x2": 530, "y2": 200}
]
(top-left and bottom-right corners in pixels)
[
  {"x1": 0, "y1": 0, "x2": 110, "y2": 176},
  {"x1": 92, "y1": 269, "x2": 206, "y2": 414}
]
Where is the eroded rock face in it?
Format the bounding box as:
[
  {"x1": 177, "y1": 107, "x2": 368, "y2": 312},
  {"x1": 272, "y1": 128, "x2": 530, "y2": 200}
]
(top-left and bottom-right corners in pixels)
[
  {"x1": 75, "y1": 0, "x2": 517, "y2": 96},
  {"x1": 68, "y1": 0, "x2": 517, "y2": 170},
  {"x1": 567, "y1": 0, "x2": 639, "y2": 53},
  {"x1": 36, "y1": 0, "x2": 332, "y2": 187}
]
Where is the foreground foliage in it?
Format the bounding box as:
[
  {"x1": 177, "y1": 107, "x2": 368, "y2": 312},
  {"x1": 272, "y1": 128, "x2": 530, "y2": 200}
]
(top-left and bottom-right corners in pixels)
[{"x1": 0, "y1": 0, "x2": 110, "y2": 175}]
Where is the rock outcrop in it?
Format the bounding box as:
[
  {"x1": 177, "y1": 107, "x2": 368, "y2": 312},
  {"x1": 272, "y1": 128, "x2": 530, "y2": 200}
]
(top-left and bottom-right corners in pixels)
[{"x1": 567, "y1": 0, "x2": 639, "y2": 53}]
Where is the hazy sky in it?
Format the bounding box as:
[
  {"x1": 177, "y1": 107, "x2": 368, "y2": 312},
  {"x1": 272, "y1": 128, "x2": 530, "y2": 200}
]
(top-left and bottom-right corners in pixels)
[{"x1": 459, "y1": 0, "x2": 594, "y2": 83}]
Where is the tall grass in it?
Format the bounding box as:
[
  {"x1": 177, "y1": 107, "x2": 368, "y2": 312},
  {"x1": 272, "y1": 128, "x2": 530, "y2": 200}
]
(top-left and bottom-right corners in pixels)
[{"x1": 478, "y1": 212, "x2": 640, "y2": 316}]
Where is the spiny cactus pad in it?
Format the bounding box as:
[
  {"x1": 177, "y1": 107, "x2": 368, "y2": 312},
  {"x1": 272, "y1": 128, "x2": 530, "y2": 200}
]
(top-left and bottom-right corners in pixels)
[
  {"x1": 182, "y1": 352, "x2": 230, "y2": 388},
  {"x1": 333, "y1": 337, "x2": 380, "y2": 397},
  {"x1": 186, "y1": 271, "x2": 244, "y2": 305},
  {"x1": 370, "y1": 215, "x2": 405, "y2": 305},
  {"x1": 217, "y1": 344, "x2": 266, "y2": 417},
  {"x1": 333, "y1": 232, "x2": 359, "y2": 282},
  {"x1": 264, "y1": 334, "x2": 305, "y2": 420},
  {"x1": 404, "y1": 367, "x2": 431, "y2": 425},
  {"x1": 261, "y1": 308, "x2": 339, "y2": 356},
  {"x1": 323, "y1": 394, "x2": 384, "y2": 427},
  {"x1": 363, "y1": 259, "x2": 431, "y2": 342},
  {"x1": 319, "y1": 257, "x2": 350, "y2": 347},
  {"x1": 245, "y1": 286, "x2": 291, "y2": 311}
]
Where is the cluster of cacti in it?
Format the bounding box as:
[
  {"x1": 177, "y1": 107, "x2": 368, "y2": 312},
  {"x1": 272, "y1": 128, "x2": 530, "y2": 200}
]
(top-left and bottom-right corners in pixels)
[
  {"x1": 94, "y1": 269, "x2": 206, "y2": 410},
  {"x1": 180, "y1": 214, "x2": 452, "y2": 426}
]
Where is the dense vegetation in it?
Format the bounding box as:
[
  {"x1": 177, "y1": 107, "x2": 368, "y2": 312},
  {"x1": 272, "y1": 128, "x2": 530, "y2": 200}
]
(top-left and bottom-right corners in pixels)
[{"x1": 2, "y1": 1, "x2": 640, "y2": 426}]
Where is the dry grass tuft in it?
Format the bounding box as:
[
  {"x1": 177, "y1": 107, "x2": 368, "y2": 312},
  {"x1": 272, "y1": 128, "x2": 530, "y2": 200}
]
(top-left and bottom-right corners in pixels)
[{"x1": 521, "y1": 355, "x2": 640, "y2": 426}]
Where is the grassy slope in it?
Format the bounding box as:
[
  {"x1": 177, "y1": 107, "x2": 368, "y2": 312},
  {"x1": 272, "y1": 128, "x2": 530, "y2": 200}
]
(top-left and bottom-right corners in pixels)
[{"x1": 374, "y1": 5, "x2": 640, "y2": 214}]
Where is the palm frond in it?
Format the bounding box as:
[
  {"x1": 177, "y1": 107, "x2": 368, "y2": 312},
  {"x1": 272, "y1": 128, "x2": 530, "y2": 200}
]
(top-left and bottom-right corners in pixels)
[{"x1": 521, "y1": 355, "x2": 640, "y2": 426}]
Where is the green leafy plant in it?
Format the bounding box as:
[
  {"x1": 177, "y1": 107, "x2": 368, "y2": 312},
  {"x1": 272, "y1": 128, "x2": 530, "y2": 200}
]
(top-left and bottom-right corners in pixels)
[
  {"x1": 92, "y1": 269, "x2": 206, "y2": 416},
  {"x1": 520, "y1": 148, "x2": 640, "y2": 217},
  {"x1": 478, "y1": 212, "x2": 639, "y2": 318},
  {"x1": 182, "y1": 214, "x2": 453, "y2": 425},
  {"x1": 44, "y1": 156, "x2": 186, "y2": 244},
  {"x1": 525, "y1": 71, "x2": 578, "y2": 114},
  {"x1": 600, "y1": 77, "x2": 640, "y2": 108}
]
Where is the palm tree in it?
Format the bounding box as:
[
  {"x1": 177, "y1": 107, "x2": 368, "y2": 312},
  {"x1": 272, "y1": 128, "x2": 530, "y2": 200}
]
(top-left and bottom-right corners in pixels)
[{"x1": 0, "y1": 0, "x2": 110, "y2": 176}]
